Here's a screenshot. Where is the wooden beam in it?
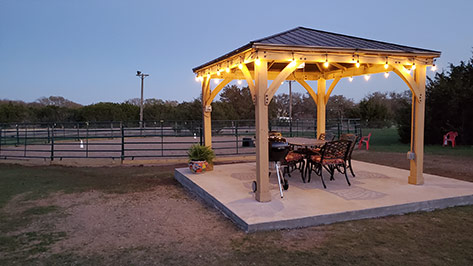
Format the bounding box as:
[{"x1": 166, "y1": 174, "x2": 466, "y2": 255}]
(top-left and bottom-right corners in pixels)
[
  {"x1": 332, "y1": 62, "x2": 347, "y2": 71},
  {"x1": 317, "y1": 78, "x2": 326, "y2": 139},
  {"x1": 408, "y1": 65, "x2": 426, "y2": 185},
  {"x1": 201, "y1": 77, "x2": 212, "y2": 147},
  {"x1": 392, "y1": 64, "x2": 421, "y2": 100},
  {"x1": 239, "y1": 64, "x2": 256, "y2": 101},
  {"x1": 296, "y1": 79, "x2": 318, "y2": 104},
  {"x1": 206, "y1": 78, "x2": 232, "y2": 105},
  {"x1": 325, "y1": 77, "x2": 341, "y2": 104},
  {"x1": 254, "y1": 59, "x2": 271, "y2": 202},
  {"x1": 265, "y1": 61, "x2": 300, "y2": 105}
]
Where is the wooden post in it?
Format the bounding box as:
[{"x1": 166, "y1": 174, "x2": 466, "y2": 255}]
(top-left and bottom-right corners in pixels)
[
  {"x1": 317, "y1": 78, "x2": 326, "y2": 138},
  {"x1": 255, "y1": 60, "x2": 271, "y2": 202},
  {"x1": 202, "y1": 77, "x2": 212, "y2": 147},
  {"x1": 409, "y1": 65, "x2": 426, "y2": 184}
]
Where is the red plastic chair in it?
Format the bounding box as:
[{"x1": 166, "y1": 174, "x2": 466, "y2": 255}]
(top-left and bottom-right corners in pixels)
[
  {"x1": 358, "y1": 132, "x2": 371, "y2": 150},
  {"x1": 443, "y1": 131, "x2": 458, "y2": 148}
]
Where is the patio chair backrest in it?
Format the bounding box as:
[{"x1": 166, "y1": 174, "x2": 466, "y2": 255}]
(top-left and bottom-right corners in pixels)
[
  {"x1": 320, "y1": 140, "x2": 351, "y2": 161},
  {"x1": 340, "y1": 134, "x2": 358, "y2": 157}
]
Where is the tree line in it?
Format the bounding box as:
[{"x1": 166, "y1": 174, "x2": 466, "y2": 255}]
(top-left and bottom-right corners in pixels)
[{"x1": 1, "y1": 53, "x2": 472, "y2": 144}]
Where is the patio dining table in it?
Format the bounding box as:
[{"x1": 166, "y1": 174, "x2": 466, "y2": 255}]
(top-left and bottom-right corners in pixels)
[{"x1": 285, "y1": 137, "x2": 326, "y2": 181}]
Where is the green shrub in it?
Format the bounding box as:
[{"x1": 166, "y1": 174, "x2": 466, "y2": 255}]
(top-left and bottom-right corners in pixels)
[{"x1": 187, "y1": 144, "x2": 215, "y2": 164}]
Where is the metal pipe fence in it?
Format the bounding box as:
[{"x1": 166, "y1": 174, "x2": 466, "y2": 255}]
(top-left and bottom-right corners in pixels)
[{"x1": 0, "y1": 119, "x2": 361, "y2": 160}]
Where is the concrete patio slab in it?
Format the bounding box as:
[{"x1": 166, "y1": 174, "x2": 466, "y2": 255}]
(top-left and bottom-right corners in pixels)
[{"x1": 174, "y1": 161, "x2": 473, "y2": 232}]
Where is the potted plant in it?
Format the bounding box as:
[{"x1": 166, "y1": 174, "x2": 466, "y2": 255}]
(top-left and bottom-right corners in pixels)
[{"x1": 187, "y1": 144, "x2": 216, "y2": 173}]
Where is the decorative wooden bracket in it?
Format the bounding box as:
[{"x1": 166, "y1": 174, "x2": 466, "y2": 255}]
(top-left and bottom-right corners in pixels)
[
  {"x1": 206, "y1": 78, "x2": 232, "y2": 105},
  {"x1": 296, "y1": 78, "x2": 318, "y2": 104},
  {"x1": 325, "y1": 77, "x2": 341, "y2": 104},
  {"x1": 239, "y1": 64, "x2": 256, "y2": 103},
  {"x1": 264, "y1": 61, "x2": 300, "y2": 105},
  {"x1": 392, "y1": 64, "x2": 422, "y2": 102}
]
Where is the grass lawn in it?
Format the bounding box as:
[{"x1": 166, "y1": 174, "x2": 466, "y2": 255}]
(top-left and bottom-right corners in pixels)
[
  {"x1": 361, "y1": 127, "x2": 473, "y2": 157},
  {"x1": 1, "y1": 161, "x2": 473, "y2": 265}
]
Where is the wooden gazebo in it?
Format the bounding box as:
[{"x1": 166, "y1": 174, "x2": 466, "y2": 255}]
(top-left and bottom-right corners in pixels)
[{"x1": 192, "y1": 27, "x2": 441, "y2": 202}]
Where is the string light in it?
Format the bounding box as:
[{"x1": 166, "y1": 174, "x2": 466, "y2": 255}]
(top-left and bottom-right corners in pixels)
[
  {"x1": 431, "y1": 64, "x2": 437, "y2": 71},
  {"x1": 384, "y1": 72, "x2": 390, "y2": 78},
  {"x1": 238, "y1": 63, "x2": 243, "y2": 69},
  {"x1": 356, "y1": 60, "x2": 360, "y2": 68},
  {"x1": 411, "y1": 63, "x2": 416, "y2": 70},
  {"x1": 226, "y1": 67, "x2": 230, "y2": 73},
  {"x1": 207, "y1": 74, "x2": 210, "y2": 79},
  {"x1": 323, "y1": 54, "x2": 329, "y2": 68},
  {"x1": 199, "y1": 76, "x2": 203, "y2": 82},
  {"x1": 384, "y1": 57, "x2": 389, "y2": 69},
  {"x1": 288, "y1": 59, "x2": 297, "y2": 68},
  {"x1": 364, "y1": 75, "x2": 370, "y2": 81},
  {"x1": 217, "y1": 70, "x2": 221, "y2": 76},
  {"x1": 348, "y1": 77, "x2": 353, "y2": 82}
]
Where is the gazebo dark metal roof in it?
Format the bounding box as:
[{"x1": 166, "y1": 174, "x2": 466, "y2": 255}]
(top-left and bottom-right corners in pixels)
[
  {"x1": 254, "y1": 27, "x2": 440, "y2": 54},
  {"x1": 193, "y1": 27, "x2": 440, "y2": 72}
]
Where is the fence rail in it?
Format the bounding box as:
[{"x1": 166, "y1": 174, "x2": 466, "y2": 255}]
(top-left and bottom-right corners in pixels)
[{"x1": 0, "y1": 119, "x2": 361, "y2": 160}]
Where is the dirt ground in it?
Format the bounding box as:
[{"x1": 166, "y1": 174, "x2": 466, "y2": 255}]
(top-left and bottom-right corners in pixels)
[
  {"x1": 352, "y1": 150, "x2": 473, "y2": 182},
  {"x1": 1, "y1": 152, "x2": 473, "y2": 264}
]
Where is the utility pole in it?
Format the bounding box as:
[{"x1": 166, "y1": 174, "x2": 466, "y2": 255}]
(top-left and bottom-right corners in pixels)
[
  {"x1": 287, "y1": 81, "x2": 293, "y2": 137},
  {"x1": 288, "y1": 81, "x2": 293, "y2": 120},
  {"x1": 136, "y1": 71, "x2": 149, "y2": 128}
]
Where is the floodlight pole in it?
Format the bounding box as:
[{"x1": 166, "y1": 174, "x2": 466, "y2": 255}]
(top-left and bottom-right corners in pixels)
[
  {"x1": 287, "y1": 81, "x2": 293, "y2": 136},
  {"x1": 136, "y1": 71, "x2": 149, "y2": 128}
]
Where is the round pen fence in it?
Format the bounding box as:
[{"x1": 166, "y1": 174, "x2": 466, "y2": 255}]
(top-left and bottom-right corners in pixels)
[{"x1": 0, "y1": 119, "x2": 361, "y2": 161}]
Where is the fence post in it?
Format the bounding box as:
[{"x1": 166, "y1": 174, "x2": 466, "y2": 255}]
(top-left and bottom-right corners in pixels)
[
  {"x1": 121, "y1": 124, "x2": 125, "y2": 161},
  {"x1": 47, "y1": 126, "x2": 50, "y2": 143},
  {"x1": 77, "y1": 123, "x2": 80, "y2": 141},
  {"x1": 24, "y1": 126, "x2": 27, "y2": 157},
  {"x1": 160, "y1": 120, "x2": 164, "y2": 156},
  {"x1": 199, "y1": 126, "x2": 203, "y2": 146},
  {"x1": 86, "y1": 122, "x2": 89, "y2": 158},
  {"x1": 16, "y1": 124, "x2": 19, "y2": 146},
  {"x1": 235, "y1": 121, "x2": 239, "y2": 154},
  {"x1": 50, "y1": 124, "x2": 54, "y2": 161},
  {"x1": 0, "y1": 126, "x2": 2, "y2": 154}
]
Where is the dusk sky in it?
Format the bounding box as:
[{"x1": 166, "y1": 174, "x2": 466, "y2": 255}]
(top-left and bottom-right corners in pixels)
[{"x1": 1, "y1": 0, "x2": 472, "y2": 105}]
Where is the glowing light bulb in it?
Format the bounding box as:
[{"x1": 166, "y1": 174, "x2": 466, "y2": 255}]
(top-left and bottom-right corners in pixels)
[
  {"x1": 237, "y1": 80, "x2": 242, "y2": 85},
  {"x1": 364, "y1": 75, "x2": 370, "y2": 81},
  {"x1": 431, "y1": 65, "x2": 437, "y2": 71},
  {"x1": 198, "y1": 76, "x2": 203, "y2": 82},
  {"x1": 207, "y1": 74, "x2": 210, "y2": 79},
  {"x1": 214, "y1": 79, "x2": 219, "y2": 84},
  {"x1": 411, "y1": 63, "x2": 416, "y2": 70},
  {"x1": 255, "y1": 58, "x2": 261, "y2": 66},
  {"x1": 356, "y1": 61, "x2": 360, "y2": 68},
  {"x1": 348, "y1": 77, "x2": 353, "y2": 82},
  {"x1": 238, "y1": 64, "x2": 243, "y2": 69},
  {"x1": 384, "y1": 63, "x2": 389, "y2": 69},
  {"x1": 384, "y1": 72, "x2": 390, "y2": 78},
  {"x1": 226, "y1": 67, "x2": 230, "y2": 73},
  {"x1": 195, "y1": 77, "x2": 199, "y2": 82},
  {"x1": 217, "y1": 71, "x2": 221, "y2": 76},
  {"x1": 323, "y1": 61, "x2": 329, "y2": 68}
]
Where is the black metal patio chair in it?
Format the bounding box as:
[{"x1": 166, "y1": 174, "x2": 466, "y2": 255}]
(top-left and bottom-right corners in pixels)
[
  {"x1": 340, "y1": 133, "x2": 359, "y2": 177},
  {"x1": 307, "y1": 140, "x2": 352, "y2": 188}
]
